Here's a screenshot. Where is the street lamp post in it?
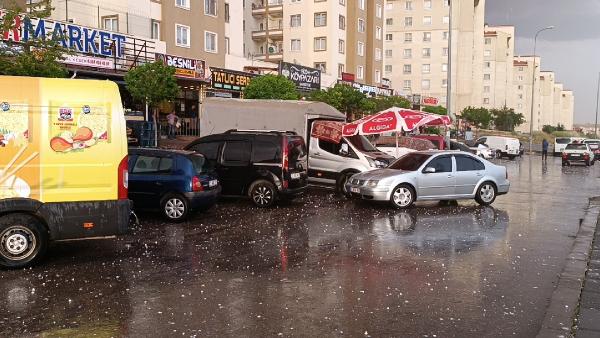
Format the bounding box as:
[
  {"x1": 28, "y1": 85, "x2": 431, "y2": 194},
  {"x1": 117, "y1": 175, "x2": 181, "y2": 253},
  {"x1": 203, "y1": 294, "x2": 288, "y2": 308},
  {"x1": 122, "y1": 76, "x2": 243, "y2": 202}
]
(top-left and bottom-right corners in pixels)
[{"x1": 529, "y1": 26, "x2": 554, "y2": 154}]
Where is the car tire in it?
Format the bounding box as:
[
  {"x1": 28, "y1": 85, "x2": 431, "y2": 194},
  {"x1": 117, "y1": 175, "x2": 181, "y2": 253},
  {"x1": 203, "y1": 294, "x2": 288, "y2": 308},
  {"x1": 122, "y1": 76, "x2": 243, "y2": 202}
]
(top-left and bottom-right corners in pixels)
[
  {"x1": 562, "y1": 161, "x2": 568, "y2": 167},
  {"x1": 508, "y1": 155, "x2": 517, "y2": 160},
  {"x1": 337, "y1": 171, "x2": 358, "y2": 197},
  {"x1": 586, "y1": 160, "x2": 590, "y2": 167},
  {"x1": 161, "y1": 194, "x2": 190, "y2": 222},
  {"x1": 475, "y1": 182, "x2": 497, "y2": 206},
  {"x1": 0, "y1": 213, "x2": 48, "y2": 269},
  {"x1": 496, "y1": 150, "x2": 503, "y2": 159},
  {"x1": 249, "y1": 179, "x2": 277, "y2": 208},
  {"x1": 389, "y1": 184, "x2": 416, "y2": 209}
]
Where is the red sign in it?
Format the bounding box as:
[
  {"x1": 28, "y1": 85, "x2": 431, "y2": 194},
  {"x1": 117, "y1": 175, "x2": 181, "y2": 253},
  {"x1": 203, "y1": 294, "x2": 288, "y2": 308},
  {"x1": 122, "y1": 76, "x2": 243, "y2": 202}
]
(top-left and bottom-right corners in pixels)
[
  {"x1": 311, "y1": 121, "x2": 343, "y2": 144},
  {"x1": 341, "y1": 72, "x2": 355, "y2": 82},
  {"x1": 421, "y1": 96, "x2": 439, "y2": 106}
]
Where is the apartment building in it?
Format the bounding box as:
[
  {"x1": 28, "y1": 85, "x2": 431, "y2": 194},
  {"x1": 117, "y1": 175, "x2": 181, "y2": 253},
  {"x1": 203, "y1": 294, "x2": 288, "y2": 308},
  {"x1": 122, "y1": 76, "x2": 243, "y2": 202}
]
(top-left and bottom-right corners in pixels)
[
  {"x1": 560, "y1": 90, "x2": 575, "y2": 130},
  {"x1": 513, "y1": 56, "x2": 541, "y2": 133},
  {"x1": 384, "y1": 0, "x2": 485, "y2": 115},
  {"x1": 482, "y1": 26, "x2": 514, "y2": 110},
  {"x1": 538, "y1": 71, "x2": 556, "y2": 127},
  {"x1": 245, "y1": 0, "x2": 384, "y2": 87}
]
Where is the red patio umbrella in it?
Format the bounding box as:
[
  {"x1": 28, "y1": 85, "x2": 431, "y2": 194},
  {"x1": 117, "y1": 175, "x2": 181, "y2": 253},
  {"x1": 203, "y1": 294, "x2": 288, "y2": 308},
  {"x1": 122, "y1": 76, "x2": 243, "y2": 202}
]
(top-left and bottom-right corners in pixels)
[{"x1": 342, "y1": 107, "x2": 451, "y2": 136}]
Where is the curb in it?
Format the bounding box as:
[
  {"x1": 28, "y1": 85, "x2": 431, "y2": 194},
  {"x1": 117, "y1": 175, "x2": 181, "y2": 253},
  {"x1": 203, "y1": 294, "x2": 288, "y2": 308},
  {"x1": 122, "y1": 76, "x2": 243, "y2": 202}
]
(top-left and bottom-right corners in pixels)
[{"x1": 536, "y1": 199, "x2": 600, "y2": 338}]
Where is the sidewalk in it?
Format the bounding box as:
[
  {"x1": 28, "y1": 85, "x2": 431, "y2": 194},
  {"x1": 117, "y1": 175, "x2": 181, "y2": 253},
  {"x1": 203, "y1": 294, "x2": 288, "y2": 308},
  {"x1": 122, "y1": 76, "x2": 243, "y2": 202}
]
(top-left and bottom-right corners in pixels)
[{"x1": 575, "y1": 219, "x2": 600, "y2": 337}]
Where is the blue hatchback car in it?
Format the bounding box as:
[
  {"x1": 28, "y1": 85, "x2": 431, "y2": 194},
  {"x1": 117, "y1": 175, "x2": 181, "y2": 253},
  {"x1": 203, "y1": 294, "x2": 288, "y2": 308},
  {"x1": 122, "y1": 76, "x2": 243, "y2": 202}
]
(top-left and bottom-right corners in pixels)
[{"x1": 128, "y1": 148, "x2": 221, "y2": 221}]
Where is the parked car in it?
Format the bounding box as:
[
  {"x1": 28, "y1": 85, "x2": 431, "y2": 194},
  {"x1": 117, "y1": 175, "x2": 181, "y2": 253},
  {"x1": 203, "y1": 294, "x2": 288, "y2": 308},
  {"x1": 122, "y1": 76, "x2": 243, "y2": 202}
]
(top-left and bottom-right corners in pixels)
[
  {"x1": 375, "y1": 135, "x2": 437, "y2": 158},
  {"x1": 450, "y1": 140, "x2": 495, "y2": 159},
  {"x1": 345, "y1": 151, "x2": 509, "y2": 209},
  {"x1": 414, "y1": 134, "x2": 447, "y2": 150},
  {"x1": 185, "y1": 130, "x2": 308, "y2": 207},
  {"x1": 583, "y1": 139, "x2": 600, "y2": 161},
  {"x1": 562, "y1": 143, "x2": 594, "y2": 167},
  {"x1": 474, "y1": 136, "x2": 520, "y2": 159},
  {"x1": 128, "y1": 148, "x2": 221, "y2": 221},
  {"x1": 554, "y1": 137, "x2": 585, "y2": 156}
]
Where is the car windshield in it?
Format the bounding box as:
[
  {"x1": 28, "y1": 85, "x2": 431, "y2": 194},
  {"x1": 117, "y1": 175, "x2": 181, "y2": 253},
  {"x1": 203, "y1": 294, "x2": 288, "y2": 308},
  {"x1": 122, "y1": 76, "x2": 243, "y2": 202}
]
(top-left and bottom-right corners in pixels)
[
  {"x1": 347, "y1": 135, "x2": 378, "y2": 152},
  {"x1": 566, "y1": 144, "x2": 587, "y2": 150},
  {"x1": 389, "y1": 153, "x2": 432, "y2": 171},
  {"x1": 188, "y1": 154, "x2": 209, "y2": 174},
  {"x1": 556, "y1": 138, "x2": 572, "y2": 144}
]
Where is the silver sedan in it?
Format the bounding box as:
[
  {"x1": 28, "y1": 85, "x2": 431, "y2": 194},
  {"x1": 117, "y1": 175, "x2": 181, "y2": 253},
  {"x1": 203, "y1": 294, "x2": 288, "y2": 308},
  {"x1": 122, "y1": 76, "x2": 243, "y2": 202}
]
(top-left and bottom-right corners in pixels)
[{"x1": 345, "y1": 151, "x2": 510, "y2": 209}]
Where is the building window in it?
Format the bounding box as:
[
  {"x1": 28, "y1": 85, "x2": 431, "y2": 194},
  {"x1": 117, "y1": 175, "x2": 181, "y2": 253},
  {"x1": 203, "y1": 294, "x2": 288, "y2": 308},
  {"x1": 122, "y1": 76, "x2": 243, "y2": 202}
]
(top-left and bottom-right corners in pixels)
[
  {"x1": 291, "y1": 14, "x2": 302, "y2": 28},
  {"x1": 358, "y1": 18, "x2": 366, "y2": 32},
  {"x1": 442, "y1": 79, "x2": 448, "y2": 87},
  {"x1": 314, "y1": 37, "x2": 327, "y2": 51},
  {"x1": 423, "y1": 16, "x2": 431, "y2": 25},
  {"x1": 386, "y1": 2, "x2": 393, "y2": 10},
  {"x1": 376, "y1": 26, "x2": 382, "y2": 40},
  {"x1": 403, "y1": 64, "x2": 411, "y2": 74},
  {"x1": 484, "y1": 86, "x2": 490, "y2": 92},
  {"x1": 385, "y1": 49, "x2": 393, "y2": 58},
  {"x1": 176, "y1": 24, "x2": 190, "y2": 47},
  {"x1": 102, "y1": 16, "x2": 118, "y2": 32},
  {"x1": 340, "y1": 0, "x2": 346, "y2": 5},
  {"x1": 484, "y1": 61, "x2": 491, "y2": 68},
  {"x1": 225, "y1": 37, "x2": 230, "y2": 54},
  {"x1": 375, "y1": 48, "x2": 382, "y2": 61},
  {"x1": 483, "y1": 98, "x2": 490, "y2": 104},
  {"x1": 385, "y1": 65, "x2": 392, "y2": 73},
  {"x1": 403, "y1": 48, "x2": 412, "y2": 58},
  {"x1": 205, "y1": 31, "x2": 217, "y2": 52},
  {"x1": 375, "y1": 70, "x2": 381, "y2": 83},
  {"x1": 357, "y1": 66, "x2": 364, "y2": 79},
  {"x1": 405, "y1": 1, "x2": 413, "y2": 10},
  {"x1": 518, "y1": 85, "x2": 523, "y2": 90},
  {"x1": 358, "y1": 0, "x2": 365, "y2": 10},
  {"x1": 314, "y1": 12, "x2": 327, "y2": 27},
  {"x1": 518, "y1": 75, "x2": 524, "y2": 81},
  {"x1": 484, "y1": 50, "x2": 492, "y2": 57},
  {"x1": 405, "y1": 17, "x2": 413, "y2": 27},
  {"x1": 422, "y1": 79, "x2": 430, "y2": 90},
  {"x1": 376, "y1": 4, "x2": 383, "y2": 18},
  {"x1": 338, "y1": 63, "x2": 345, "y2": 78},
  {"x1": 518, "y1": 66, "x2": 524, "y2": 71},
  {"x1": 386, "y1": 18, "x2": 393, "y2": 25},
  {"x1": 422, "y1": 48, "x2": 431, "y2": 58},
  {"x1": 176, "y1": 0, "x2": 190, "y2": 10},
  {"x1": 442, "y1": 63, "x2": 448, "y2": 72},
  {"x1": 424, "y1": 0, "x2": 432, "y2": 9},
  {"x1": 518, "y1": 94, "x2": 523, "y2": 99},
  {"x1": 404, "y1": 32, "x2": 412, "y2": 42},
  {"x1": 338, "y1": 39, "x2": 345, "y2": 54},
  {"x1": 484, "y1": 74, "x2": 491, "y2": 80},
  {"x1": 314, "y1": 62, "x2": 326, "y2": 72},
  {"x1": 443, "y1": 15, "x2": 449, "y2": 24},
  {"x1": 225, "y1": 3, "x2": 230, "y2": 22},
  {"x1": 204, "y1": 0, "x2": 217, "y2": 16},
  {"x1": 518, "y1": 103, "x2": 523, "y2": 109},
  {"x1": 151, "y1": 19, "x2": 160, "y2": 39},
  {"x1": 357, "y1": 41, "x2": 365, "y2": 56},
  {"x1": 339, "y1": 15, "x2": 346, "y2": 30},
  {"x1": 423, "y1": 32, "x2": 431, "y2": 42},
  {"x1": 422, "y1": 64, "x2": 430, "y2": 74},
  {"x1": 404, "y1": 80, "x2": 411, "y2": 90},
  {"x1": 386, "y1": 33, "x2": 393, "y2": 41},
  {"x1": 291, "y1": 39, "x2": 301, "y2": 51},
  {"x1": 442, "y1": 47, "x2": 448, "y2": 56},
  {"x1": 443, "y1": 0, "x2": 449, "y2": 6},
  {"x1": 443, "y1": 31, "x2": 449, "y2": 40}
]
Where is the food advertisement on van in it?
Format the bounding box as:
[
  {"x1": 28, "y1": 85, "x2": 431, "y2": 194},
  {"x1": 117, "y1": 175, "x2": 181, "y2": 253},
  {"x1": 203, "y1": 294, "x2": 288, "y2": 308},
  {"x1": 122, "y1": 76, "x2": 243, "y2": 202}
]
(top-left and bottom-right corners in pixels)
[
  {"x1": 49, "y1": 103, "x2": 110, "y2": 153},
  {"x1": 0, "y1": 102, "x2": 39, "y2": 200}
]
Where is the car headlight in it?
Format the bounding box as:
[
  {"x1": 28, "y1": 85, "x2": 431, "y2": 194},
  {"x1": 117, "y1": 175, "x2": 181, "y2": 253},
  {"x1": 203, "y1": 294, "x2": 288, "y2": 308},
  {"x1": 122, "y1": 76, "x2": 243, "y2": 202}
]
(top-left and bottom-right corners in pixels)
[
  {"x1": 366, "y1": 180, "x2": 379, "y2": 187},
  {"x1": 367, "y1": 157, "x2": 387, "y2": 168}
]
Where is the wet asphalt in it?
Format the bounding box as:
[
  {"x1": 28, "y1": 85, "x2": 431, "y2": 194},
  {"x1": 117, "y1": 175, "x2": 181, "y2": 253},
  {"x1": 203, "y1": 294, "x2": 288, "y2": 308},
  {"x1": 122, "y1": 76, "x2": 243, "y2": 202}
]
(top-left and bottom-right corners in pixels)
[{"x1": 1, "y1": 155, "x2": 599, "y2": 338}]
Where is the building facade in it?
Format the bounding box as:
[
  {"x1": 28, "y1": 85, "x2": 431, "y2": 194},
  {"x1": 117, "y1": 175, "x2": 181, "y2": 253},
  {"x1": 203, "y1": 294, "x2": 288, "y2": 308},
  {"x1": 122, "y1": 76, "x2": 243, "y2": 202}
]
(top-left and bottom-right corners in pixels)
[
  {"x1": 513, "y1": 56, "x2": 541, "y2": 133},
  {"x1": 482, "y1": 25, "x2": 514, "y2": 110}
]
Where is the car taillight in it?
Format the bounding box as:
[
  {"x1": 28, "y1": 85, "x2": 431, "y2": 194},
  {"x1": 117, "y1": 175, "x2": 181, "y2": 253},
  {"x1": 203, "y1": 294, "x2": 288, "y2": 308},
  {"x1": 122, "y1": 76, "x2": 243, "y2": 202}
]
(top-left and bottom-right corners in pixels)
[
  {"x1": 282, "y1": 136, "x2": 289, "y2": 171},
  {"x1": 118, "y1": 155, "x2": 128, "y2": 200},
  {"x1": 584, "y1": 154, "x2": 590, "y2": 159},
  {"x1": 192, "y1": 176, "x2": 204, "y2": 192},
  {"x1": 505, "y1": 169, "x2": 508, "y2": 180},
  {"x1": 562, "y1": 153, "x2": 568, "y2": 159}
]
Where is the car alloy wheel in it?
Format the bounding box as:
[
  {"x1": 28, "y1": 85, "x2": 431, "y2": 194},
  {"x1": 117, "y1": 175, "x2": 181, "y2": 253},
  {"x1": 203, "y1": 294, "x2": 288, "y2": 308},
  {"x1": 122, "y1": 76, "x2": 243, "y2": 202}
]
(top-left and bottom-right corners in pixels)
[
  {"x1": 0, "y1": 225, "x2": 36, "y2": 262},
  {"x1": 391, "y1": 185, "x2": 415, "y2": 209},
  {"x1": 253, "y1": 185, "x2": 274, "y2": 206},
  {"x1": 165, "y1": 198, "x2": 186, "y2": 220},
  {"x1": 476, "y1": 182, "x2": 496, "y2": 206}
]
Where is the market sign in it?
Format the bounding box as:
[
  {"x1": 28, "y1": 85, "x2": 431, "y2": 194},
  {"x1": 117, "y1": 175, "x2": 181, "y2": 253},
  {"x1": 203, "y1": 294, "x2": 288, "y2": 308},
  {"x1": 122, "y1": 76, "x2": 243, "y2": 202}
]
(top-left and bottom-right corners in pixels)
[
  {"x1": 381, "y1": 78, "x2": 391, "y2": 88},
  {"x1": 337, "y1": 80, "x2": 393, "y2": 97},
  {"x1": 421, "y1": 96, "x2": 439, "y2": 106},
  {"x1": 341, "y1": 72, "x2": 355, "y2": 82},
  {"x1": 156, "y1": 53, "x2": 206, "y2": 80},
  {"x1": 279, "y1": 62, "x2": 321, "y2": 91},
  {"x1": 62, "y1": 54, "x2": 114, "y2": 69},
  {"x1": 210, "y1": 67, "x2": 257, "y2": 92},
  {"x1": 0, "y1": 12, "x2": 126, "y2": 58}
]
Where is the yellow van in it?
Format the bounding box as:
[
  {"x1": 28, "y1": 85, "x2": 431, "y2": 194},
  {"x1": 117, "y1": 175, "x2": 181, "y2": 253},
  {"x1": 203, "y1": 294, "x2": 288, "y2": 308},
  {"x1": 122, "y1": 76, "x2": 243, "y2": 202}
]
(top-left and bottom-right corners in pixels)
[{"x1": 0, "y1": 76, "x2": 131, "y2": 268}]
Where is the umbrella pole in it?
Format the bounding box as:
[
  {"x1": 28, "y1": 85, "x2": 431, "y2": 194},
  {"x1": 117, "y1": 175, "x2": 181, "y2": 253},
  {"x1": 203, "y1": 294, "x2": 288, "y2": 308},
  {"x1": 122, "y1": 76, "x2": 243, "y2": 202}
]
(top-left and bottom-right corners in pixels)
[{"x1": 395, "y1": 132, "x2": 399, "y2": 158}]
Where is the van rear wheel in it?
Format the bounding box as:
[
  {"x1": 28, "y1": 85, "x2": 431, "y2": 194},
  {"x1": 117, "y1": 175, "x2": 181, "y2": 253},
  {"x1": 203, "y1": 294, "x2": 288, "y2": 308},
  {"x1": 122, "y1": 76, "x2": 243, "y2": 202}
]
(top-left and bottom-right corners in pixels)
[
  {"x1": 249, "y1": 179, "x2": 277, "y2": 208},
  {"x1": 337, "y1": 171, "x2": 358, "y2": 197},
  {"x1": 0, "y1": 214, "x2": 48, "y2": 269}
]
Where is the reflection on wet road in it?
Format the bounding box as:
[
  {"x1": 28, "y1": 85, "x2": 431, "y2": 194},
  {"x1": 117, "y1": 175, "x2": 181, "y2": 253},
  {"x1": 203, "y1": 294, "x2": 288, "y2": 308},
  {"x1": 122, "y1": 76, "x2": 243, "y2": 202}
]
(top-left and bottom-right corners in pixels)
[{"x1": 1, "y1": 156, "x2": 598, "y2": 337}]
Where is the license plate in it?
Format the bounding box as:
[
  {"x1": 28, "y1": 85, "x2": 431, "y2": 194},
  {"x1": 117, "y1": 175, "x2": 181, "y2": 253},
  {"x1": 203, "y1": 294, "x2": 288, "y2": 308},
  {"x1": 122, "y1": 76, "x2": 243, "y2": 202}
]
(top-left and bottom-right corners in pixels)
[
  {"x1": 572, "y1": 154, "x2": 581, "y2": 157},
  {"x1": 351, "y1": 187, "x2": 360, "y2": 194},
  {"x1": 291, "y1": 172, "x2": 301, "y2": 180},
  {"x1": 209, "y1": 179, "x2": 218, "y2": 187}
]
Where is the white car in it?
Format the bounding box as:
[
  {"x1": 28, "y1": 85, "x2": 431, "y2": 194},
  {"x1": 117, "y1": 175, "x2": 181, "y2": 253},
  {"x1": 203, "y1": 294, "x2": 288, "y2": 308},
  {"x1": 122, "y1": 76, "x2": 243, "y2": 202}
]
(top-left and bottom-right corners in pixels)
[
  {"x1": 555, "y1": 137, "x2": 585, "y2": 156},
  {"x1": 475, "y1": 136, "x2": 520, "y2": 159}
]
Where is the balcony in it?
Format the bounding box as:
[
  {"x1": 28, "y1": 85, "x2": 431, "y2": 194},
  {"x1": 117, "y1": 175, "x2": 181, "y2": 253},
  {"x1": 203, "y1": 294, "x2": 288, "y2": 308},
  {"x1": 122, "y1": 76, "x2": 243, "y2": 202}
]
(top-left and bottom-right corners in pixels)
[
  {"x1": 252, "y1": 29, "x2": 284, "y2": 41},
  {"x1": 252, "y1": 2, "x2": 284, "y2": 17},
  {"x1": 254, "y1": 52, "x2": 284, "y2": 63}
]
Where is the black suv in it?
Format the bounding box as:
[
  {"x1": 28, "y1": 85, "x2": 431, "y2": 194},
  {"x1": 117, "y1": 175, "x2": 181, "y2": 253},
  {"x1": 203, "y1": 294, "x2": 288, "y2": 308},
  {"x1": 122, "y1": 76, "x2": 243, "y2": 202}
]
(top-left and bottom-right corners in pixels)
[{"x1": 185, "y1": 130, "x2": 308, "y2": 207}]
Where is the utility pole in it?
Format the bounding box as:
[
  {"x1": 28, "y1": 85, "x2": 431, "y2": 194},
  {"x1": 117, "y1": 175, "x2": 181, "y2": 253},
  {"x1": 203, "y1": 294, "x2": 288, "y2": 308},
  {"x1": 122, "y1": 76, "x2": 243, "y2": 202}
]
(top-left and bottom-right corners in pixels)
[
  {"x1": 446, "y1": 0, "x2": 453, "y2": 123},
  {"x1": 529, "y1": 26, "x2": 554, "y2": 153},
  {"x1": 595, "y1": 72, "x2": 600, "y2": 137}
]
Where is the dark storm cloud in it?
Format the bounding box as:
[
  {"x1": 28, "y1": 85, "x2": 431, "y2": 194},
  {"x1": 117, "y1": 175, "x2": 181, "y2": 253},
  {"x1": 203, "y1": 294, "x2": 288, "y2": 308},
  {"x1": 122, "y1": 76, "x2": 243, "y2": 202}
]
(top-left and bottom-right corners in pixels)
[{"x1": 486, "y1": 0, "x2": 600, "y2": 41}]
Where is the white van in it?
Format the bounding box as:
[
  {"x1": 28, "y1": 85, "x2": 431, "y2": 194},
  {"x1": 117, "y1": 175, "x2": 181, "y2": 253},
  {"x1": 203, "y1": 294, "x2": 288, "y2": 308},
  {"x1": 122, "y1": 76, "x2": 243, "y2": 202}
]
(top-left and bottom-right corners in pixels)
[
  {"x1": 475, "y1": 136, "x2": 520, "y2": 159},
  {"x1": 555, "y1": 137, "x2": 585, "y2": 156}
]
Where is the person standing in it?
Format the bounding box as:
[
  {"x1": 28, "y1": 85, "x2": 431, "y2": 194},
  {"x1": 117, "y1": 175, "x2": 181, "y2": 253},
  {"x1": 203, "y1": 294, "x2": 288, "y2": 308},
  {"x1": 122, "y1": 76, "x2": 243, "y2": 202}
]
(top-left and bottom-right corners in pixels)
[
  {"x1": 542, "y1": 138, "x2": 549, "y2": 162},
  {"x1": 167, "y1": 111, "x2": 178, "y2": 140}
]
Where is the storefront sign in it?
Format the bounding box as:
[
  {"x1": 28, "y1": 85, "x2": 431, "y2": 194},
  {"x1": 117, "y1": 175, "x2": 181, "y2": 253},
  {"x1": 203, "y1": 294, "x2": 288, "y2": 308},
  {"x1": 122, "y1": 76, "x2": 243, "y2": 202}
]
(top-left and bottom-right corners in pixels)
[
  {"x1": 411, "y1": 94, "x2": 422, "y2": 105},
  {"x1": 210, "y1": 67, "x2": 257, "y2": 92},
  {"x1": 155, "y1": 53, "x2": 206, "y2": 80},
  {"x1": 337, "y1": 80, "x2": 393, "y2": 97},
  {"x1": 0, "y1": 13, "x2": 126, "y2": 58},
  {"x1": 62, "y1": 54, "x2": 114, "y2": 69},
  {"x1": 421, "y1": 96, "x2": 439, "y2": 106},
  {"x1": 381, "y1": 78, "x2": 391, "y2": 88},
  {"x1": 341, "y1": 72, "x2": 355, "y2": 82},
  {"x1": 279, "y1": 62, "x2": 321, "y2": 91}
]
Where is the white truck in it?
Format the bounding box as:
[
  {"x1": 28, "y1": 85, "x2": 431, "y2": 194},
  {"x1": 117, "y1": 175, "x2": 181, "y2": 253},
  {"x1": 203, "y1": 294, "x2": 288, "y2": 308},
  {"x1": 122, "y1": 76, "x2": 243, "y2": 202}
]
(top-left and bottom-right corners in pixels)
[
  {"x1": 474, "y1": 136, "x2": 521, "y2": 159},
  {"x1": 198, "y1": 98, "x2": 394, "y2": 192}
]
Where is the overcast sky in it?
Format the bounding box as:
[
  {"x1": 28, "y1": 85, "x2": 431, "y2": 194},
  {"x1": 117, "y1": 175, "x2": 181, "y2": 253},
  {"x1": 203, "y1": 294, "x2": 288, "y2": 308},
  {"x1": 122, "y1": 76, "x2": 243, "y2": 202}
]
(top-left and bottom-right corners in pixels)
[{"x1": 485, "y1": 0, "x2": 600, "y2": 124}]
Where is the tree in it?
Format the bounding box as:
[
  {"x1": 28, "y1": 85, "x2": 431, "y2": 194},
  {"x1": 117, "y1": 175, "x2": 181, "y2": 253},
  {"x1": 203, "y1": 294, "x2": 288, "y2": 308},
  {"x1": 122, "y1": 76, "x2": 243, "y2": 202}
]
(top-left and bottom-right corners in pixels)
[
  {"x1": 491, "y1": 106, "x2": 525, "y2": 132},
  {"x1": 422, "y1": 105, "x2": 447, "y2": 115},
  {"x1": 125, "y1": 60, "x2": 179, "y2": 118},
  {"x1": 368, "y1": 95, "x2": 411, "y2": 113},
  {"x1": 0, "y1": 0, "x2": 70, "y2": 78},
  {"x1": 309, "y1": 84, "x2": 372, "y2": 120},
  {"x1": 243, "y1": 74, "x2": 299, "y2": 100},
  {"x1": 461, "y1": 106, "x2": 493, "y2": 129}
]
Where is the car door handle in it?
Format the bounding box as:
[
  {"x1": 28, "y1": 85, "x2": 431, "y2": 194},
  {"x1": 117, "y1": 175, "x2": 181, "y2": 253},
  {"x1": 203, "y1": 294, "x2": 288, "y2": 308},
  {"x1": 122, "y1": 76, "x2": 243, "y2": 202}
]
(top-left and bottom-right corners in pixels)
[
  {"x1": 313, "y1": 152, "x2": 321, "y2": 156},
  {"x1": 447, "y1": 175, "x2": 453, "y2": 178},
  {"x1": 155, "y1": 182, "x2": 163, "y2": 186},
  {"x1": 476, "y1": 173, "x2": 483, "y2": 177}
]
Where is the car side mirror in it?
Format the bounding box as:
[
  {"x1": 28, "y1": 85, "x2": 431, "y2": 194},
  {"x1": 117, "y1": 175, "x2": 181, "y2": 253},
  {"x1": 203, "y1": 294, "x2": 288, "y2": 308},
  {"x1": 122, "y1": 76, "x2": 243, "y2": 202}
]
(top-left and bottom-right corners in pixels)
[
  {"x1": 424, "y1": 167, "x2": 436, "y2": 174},
  {"x1": 339, "y1": 143, "x2": 349, "y2": 156}
]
